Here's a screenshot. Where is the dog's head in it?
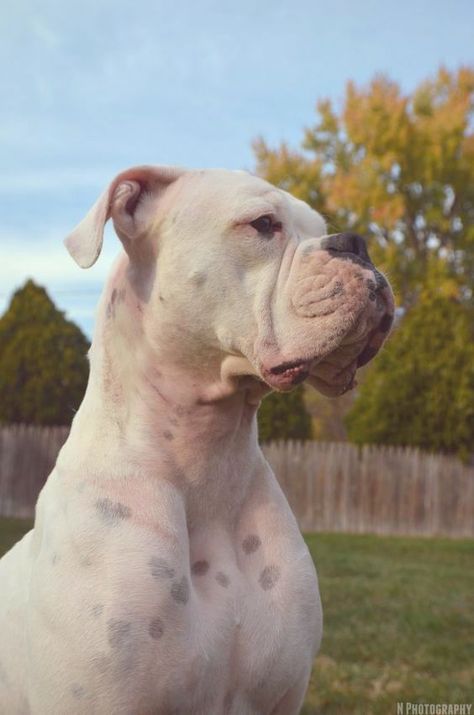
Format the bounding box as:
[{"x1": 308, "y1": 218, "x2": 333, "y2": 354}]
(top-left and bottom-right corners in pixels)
[{"x1": 66, "y1": 165, "x2": 394, "y2": 397}]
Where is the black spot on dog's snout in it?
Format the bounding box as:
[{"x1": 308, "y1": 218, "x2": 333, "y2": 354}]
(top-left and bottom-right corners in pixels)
[
  {"x1": 357, "y1": 346, "x2": 378, "y2": 367},
  {"x1": 322, "y1": 233, "x2": 372, "y2": 263},
  {"x1": 374, "y1": 270, "x2": 388, "y2": 290},
  {"x1": 379, "y1": 313, "x2": 394, "y2": 333}
]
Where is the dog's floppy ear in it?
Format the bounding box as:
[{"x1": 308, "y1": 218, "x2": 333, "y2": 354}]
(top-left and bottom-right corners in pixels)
[{"x1": 64, "y1": 165, "x2": 184, "y2": 268}]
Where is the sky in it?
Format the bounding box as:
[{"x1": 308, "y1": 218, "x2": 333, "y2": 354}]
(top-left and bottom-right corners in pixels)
[{"x1": 1, "y1": 0, "x2": 473, "y2": 337}]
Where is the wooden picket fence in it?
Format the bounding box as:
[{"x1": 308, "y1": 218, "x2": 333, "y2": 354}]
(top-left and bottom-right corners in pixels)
[
  {"x1": 0, "y1": 426, "x2": 69, "y2": 519},
  {"x1": 0, "y1": 425, "x2": 473, "y2": 536},
  {"x1": 263, "y1": 441, "x2": 474, "y2": 537}
]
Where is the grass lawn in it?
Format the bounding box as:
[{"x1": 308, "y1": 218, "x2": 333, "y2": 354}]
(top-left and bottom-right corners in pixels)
[
  {"x1": 303, "y1": 534, "x2": 474, "y2": 715},
  {"x1": 1, "y1": 519, "x2": 473, "y2": 714}
]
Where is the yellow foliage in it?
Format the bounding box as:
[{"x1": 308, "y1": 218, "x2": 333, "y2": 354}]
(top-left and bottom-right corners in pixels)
[{"x1": 254, "y1": 66, "x2": 474, "y2": 309}]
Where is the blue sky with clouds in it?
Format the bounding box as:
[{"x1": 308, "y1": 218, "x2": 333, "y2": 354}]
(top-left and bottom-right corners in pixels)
[{"x1": 1, "y1": 0, "x2": 473, "y2": 336}]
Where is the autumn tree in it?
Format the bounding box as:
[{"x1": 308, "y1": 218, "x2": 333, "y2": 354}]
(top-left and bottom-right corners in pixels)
[
  {"x1": 253, "y1": 67, "x2": 474, "y2": 447},
  {"x1": 0, "y1": 280, "x2": 89, "y2": 425},
  {"x1": 254, "y1": 66, "x2": 474, "y2": 309}
]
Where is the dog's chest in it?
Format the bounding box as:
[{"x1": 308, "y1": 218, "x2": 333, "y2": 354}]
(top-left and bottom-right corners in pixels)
[
  {"x1": 28, "y1": 475, "x2": 321, "y2": 714},
  {"x1": 124, "y1": 523, "x2": 320, "y2": 714}
]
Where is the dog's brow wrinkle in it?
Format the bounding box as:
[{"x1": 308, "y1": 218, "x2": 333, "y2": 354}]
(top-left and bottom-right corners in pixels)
[
  {"x1": 259, "y1": 565, "x2": 281, "y2": 591},
  {"x1": 242, "y1": 534, "x2": 261, "y2": 554}
]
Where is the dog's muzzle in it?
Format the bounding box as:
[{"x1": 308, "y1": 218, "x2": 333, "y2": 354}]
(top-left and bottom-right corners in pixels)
[{"x1": 262, "y1": 233, "x2": 395, "y2": 393}]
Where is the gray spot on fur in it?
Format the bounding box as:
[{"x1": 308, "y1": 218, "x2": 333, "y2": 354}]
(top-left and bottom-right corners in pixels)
[
  {"x1": 171, "y1": 576, "x2": 190, "y2": 604},
  {"x1": 215, "y1": 571, "x2": 230, "y2": 588},
  {"x1": 149, "y1": 557, "x2": 175, "y2": 579},
  {"x1": 369, "y1": 291, "x2": 376, "y2": 301},
  {"x1": 191, "y1": 271, "x2": 208, "y2": 287},
  {"x1": 259, "y1": 564, "x2": 281, "y2": 591},
  {"x1": 331, "y1": 280, "x2": 344, "y2": 296},
  {"x1": 163, "y1": 430, "x2": 174, "y2": 441},
  {"x1": 107, "y1": 619, "x2": 131, "y2": 649},
  {"x1": 106, "y1": 290, "x2": 117, "y2": 319},
  {"x1": 71, "y1": 683, "x2": 86, "y2": 699},
  {"x1": 242, "y1": 534, "x2": 261, "y2": 554},
  {"x1": 95, "y1": 498, "x2": 132, "y2": 525},
  {"x1": 91, "y1": 604, "x2": 104, "y2": 618},
  {"x1": 191, "y1": 560, "x2": 209, "y2": 576},
  {"x1": 148, "y1": 618, "x2": 164, "y2": 639}
]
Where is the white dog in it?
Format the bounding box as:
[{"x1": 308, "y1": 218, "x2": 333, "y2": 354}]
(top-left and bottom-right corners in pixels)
[{"x1": 0, "y1": 165, "x2": 394, "y2": 714}]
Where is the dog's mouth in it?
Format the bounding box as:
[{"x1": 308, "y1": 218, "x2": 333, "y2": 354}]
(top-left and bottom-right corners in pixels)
[
  {"x1": 268, "y1": 360, "x2": 311, "y2": 384},
  {"x1": 261, "y1": 285, "x2": 394, "y2": 395}
]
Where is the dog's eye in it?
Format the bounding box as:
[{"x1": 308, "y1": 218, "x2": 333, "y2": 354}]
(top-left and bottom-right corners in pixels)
[{"x1": 250, "y1": 215, "x2": 281, "y2": 236}]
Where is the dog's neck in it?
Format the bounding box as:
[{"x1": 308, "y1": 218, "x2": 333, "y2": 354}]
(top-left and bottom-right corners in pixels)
[{"x1": 61, "y1": 258, "x2": 266, "y2": 523}]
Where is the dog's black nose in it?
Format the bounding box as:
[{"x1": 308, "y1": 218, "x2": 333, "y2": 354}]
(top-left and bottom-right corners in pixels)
[{"x1": 321, "y1": 233, "x2": 372, "y2": 263}]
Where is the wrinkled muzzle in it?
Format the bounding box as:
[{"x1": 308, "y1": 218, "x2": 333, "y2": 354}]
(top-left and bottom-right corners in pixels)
[{"x1": 261, "y1": 233, "x2": 395, "y2": 396}]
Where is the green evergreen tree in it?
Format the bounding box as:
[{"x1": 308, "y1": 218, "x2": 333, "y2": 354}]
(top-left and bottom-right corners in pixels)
[
  {"x1": 345, "y1": 281, "x2": 474, "y2": 458},
  {"x1": 258, "y1": 386, "x2": 312, "y2": 442},
  {"x1": 0, "y1": 280, "x2": 90, "y2": 426}
]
